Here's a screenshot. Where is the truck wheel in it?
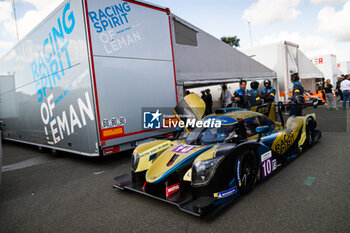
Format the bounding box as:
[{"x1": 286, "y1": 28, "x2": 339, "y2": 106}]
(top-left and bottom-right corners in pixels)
[{"x1": 235, "y1": 150, "x2": 258, "y2": 195}]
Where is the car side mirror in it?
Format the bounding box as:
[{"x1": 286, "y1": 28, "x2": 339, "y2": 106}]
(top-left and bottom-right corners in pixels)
[{"x1": 256, "y1": 126, "x2": 270, "y2": 142}]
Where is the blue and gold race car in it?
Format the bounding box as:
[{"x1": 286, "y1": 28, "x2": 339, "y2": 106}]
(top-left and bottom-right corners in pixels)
[{"x1": 114, "y1": 94, "x2": 321, "y2": 217}]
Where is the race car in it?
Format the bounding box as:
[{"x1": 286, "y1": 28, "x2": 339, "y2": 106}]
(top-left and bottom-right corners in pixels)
[
  {"x1": 113, "y1": 94, "x2": 321, "y2": 217},
  {"x1": 304, "y1": 91, "x2": 326, "y2": 105}
]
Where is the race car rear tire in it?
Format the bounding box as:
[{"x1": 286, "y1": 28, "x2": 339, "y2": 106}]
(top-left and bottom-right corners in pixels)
[
  {"x1": 305, "y1": 117, "x2": 316, "y2": 148},
  {"x1": 235, "y1": 150, "x2": 258, "y2": 195}
]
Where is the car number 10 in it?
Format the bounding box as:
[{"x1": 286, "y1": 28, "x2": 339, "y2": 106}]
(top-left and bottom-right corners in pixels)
[
  {"x1": 262, "y1": 157, "x2": 277, "y2": 180},
  {"x1": 262, "y1": 158, "x2": 272, "y2": 179}
]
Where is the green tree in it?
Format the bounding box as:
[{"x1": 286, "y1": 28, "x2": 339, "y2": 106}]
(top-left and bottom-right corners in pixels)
[{"x1": 221, "y1": 36, "x2": 240, "y2": 47}]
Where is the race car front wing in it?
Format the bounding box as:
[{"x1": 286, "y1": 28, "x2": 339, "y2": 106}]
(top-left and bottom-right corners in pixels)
[{"x1": 113, "y1": 173, "x2": 239, "y2": 218}]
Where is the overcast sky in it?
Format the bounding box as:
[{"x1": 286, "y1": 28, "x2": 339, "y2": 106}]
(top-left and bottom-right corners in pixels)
[{"x1": 0, "y1": 0, "x2": 349, "y2": 61}]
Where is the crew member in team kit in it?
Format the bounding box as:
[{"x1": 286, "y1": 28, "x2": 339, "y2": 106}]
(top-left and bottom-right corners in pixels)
[
  {"x1": 250, "y1": 81, "x2": 262, "y2": 106},
  {"x1": 260, "y1": 79, "x2": 276, "y2": 103},
  {"x1": 288, "y1": 73, "x2": 305, "y2": 116},
  {"x1": 232, "y1": 80, "x2": 251, "y2": 108}
]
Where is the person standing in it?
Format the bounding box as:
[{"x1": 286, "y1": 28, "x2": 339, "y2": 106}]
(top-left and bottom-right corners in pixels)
[
  {"x1": 201, "y1": 90, "x2": 207, "y2": 102},
  {"x1": 232, "y1": 80, "x2": 251, "y2": 108},
  {"x1": 340, "y1": 75, "x2": 350, "y2": 110},
  {"x1": 335, "y1": 77, "x2": 343, "y2": 101},
  {"x1": 250, "y1": 81, "x2": 262, "y2": 106},
  {"x1": 260, "y1": 79, "x2": 276, "y2": 103},
  {"x1": 220, "y1": 85, "x2": 232, "y2": 108},
  {"x1": 323, "y1": 79, "x2": 337, "y2": 110},
  {"x1": 319, "y1": 78, "x2": 326, "y2": 102},
  {"x1": 205, "y1": 89, "x2": 213, "y2": 114},
  {"x1": 200, "y1": 90, "x2": 207, "y2": 115},
  {"x1": 288, "y1": 73, "x2": 305, "y2": 116}
]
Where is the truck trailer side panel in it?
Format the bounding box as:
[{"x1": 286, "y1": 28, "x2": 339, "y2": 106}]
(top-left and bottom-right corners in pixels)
[
  {"x1": 0, "y1": 0, "x2": 179, "y2": 156},
  {"x1": 0, "y1": 0, "x2": 99, "y2": 156},
  {"x1": 85, "y1": 0, "x2": 178, "y2": 149}
]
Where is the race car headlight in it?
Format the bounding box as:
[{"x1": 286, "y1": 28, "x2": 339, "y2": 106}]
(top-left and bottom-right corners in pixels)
[
  {"x1": 131, "y1": 152, "x2": 140, "y2": 171},
  {"x1": 191, "y1": 156, "x2": 224, "y2": 187}
]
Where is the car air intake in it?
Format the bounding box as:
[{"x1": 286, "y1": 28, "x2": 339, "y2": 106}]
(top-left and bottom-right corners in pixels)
[{"x1": 167, "y1": 153, "x2": 180, "y2": 167}]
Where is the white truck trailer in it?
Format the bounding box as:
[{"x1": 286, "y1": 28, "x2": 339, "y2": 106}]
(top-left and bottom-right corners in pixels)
[
  {"x1": 242, "y1": 41, "x2": 324, "y2": 99},
  {"x1": 310, "y1": 54, "x2": 341, "y2": 85},
  {"x1": 337, "y1": 61, "x2": 350, "y2": 75},
  {"x1": 0, "y1": 0, "x2": 276, "y2": 156}
]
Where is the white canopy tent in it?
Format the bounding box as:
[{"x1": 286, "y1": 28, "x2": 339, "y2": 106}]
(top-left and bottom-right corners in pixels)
[{"x1": 170, "y1": 16, "x2": 277, "y2": 97}]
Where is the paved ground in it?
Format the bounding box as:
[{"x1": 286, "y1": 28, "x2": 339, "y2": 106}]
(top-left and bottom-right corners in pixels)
[{"x1": 0, "y1": 105, "x2": 349, "y2": 233}]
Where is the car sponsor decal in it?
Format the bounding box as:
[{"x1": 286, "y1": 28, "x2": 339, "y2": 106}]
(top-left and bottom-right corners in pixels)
[
  {"x1": 166, "y1": 183, "x2": 180, "y2": 197},
  {"x1": 139, "y1": 141, "x2": 171, "y2": 157},
  {"x1": 272, "y1": 131, "x2": 296, "y2": 154},
  {"x1": 149, "y1": 153, "x2": 157, "y2": 161},
  {"x1": 272, "y1": 159, "x2": 278, "y2": 170},
  {"x1": 172, "y1": 144, "x2": 195, "y2": 153},
  {"x1": 261, "y1": 150, "x2": 272, "y2": 162},
  {"x1": 237, "y1": 159, "x2": 241, "y2": 187},
  {"x1": 214, "y1": 186, "x2": 237, "y2": 198}
]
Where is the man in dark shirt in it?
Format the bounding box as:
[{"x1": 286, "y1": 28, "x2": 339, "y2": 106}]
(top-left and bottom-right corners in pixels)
[
  {"x1": 335, "y1": 76, "x2": 343, "y2": 101},
  {"x1": 319, "y1": 78, "x2": 326, "y2": 102},
  {"x1": 205, "y1": 89, "x2": 213, "y2": 114},
  {"x1": 232, "y1": 80, "x2": 251, "y2": 108}
]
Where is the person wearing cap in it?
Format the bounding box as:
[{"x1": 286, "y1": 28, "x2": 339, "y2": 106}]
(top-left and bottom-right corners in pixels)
[
  {"x1": 232, "y1": 80, "x2": 251, "y2": 108},
  {"x1": 260, "y1": 79, "x2": 276, "y2": 103},
  {"x1": 250, "y1": 81, "x2": 262, "y2": 106},
  {"x1": 340, "y1": 74, "x2": 350, "y2": 110}
]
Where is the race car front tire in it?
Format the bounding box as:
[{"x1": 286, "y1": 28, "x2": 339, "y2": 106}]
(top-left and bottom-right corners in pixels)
[{"x1": 235, "y1": 150, "x2": 258, "y2": 195}]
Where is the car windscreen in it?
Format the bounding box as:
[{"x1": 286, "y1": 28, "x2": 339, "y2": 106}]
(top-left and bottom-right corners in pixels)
[{"x1": 185, "y1": 124, "x2": 238, "y2": 145}]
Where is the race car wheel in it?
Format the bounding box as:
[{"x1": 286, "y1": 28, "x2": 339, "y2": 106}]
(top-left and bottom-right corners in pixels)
[
  {"x1": 305, "y1": 117, "x2": 316, "y2": 147},
  {"x1": 235, "y1": 150, "x2": 258, "y2": 195}
]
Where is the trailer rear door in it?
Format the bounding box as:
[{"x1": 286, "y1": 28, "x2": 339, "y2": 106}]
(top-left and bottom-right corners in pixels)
[{"x1": 85, "y1": 0, "x2": 177, "y2": 147}]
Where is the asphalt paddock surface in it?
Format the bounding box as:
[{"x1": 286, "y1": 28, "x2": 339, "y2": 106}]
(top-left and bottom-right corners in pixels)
[{"x1": 1, "y1": 106, "x2": 349, "y2": 233}]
